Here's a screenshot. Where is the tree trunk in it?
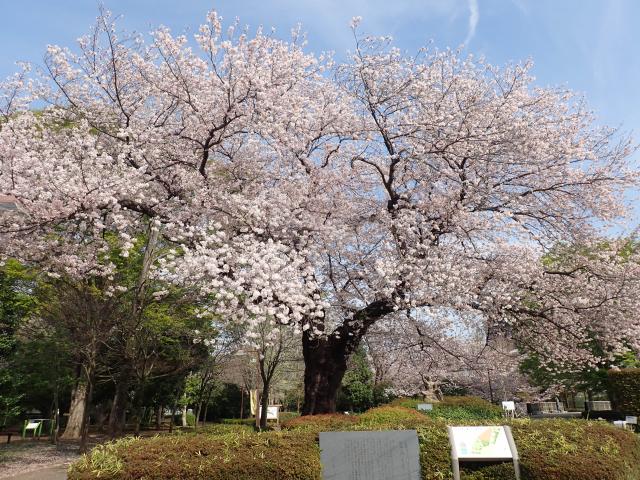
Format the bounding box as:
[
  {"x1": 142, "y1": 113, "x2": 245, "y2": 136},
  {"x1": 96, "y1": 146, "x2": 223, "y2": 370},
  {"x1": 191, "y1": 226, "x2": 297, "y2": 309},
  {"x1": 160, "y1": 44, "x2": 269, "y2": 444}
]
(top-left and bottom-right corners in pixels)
[
  {"x1": 79, "y1": 377, "x2": 94, "y2": 453},
  {"x1": 155, "y1": 405, "x2": 162, "y2": 430},
  {"x1": 259, "y1": 383, "x2": 270, "y2": 430},
  {"x1": 181, "y1": 405, "x2": 188, "y2": 427},
  {"x1": 95, "y1": 403, "x2": 108, "y2": 432},
  {"x1": 301, "y1": 300, "x2": 394, "y2": 415},
  {"x1": 194, "y1": 402, "x2": 202, "y2": 432},
  {"x1": 60, "y1": 377, "x2": 89, "y2": 439},
  {"x1": 301, "y1": 335, "x2": 349, "y2": 415},
  {"x1": 108, "y1": 368, "x2": 132, "y2": 438},
  {"x1": 133, "y1": 406, "x2": 144, "y2": 435}
]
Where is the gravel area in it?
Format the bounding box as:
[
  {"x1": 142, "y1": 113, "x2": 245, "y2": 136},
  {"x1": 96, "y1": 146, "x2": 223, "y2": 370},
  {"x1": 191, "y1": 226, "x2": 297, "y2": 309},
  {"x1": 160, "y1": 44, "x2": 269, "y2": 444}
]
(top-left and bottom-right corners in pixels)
[{"x1": 0, "y1": 441, "x2": 78, "y2": 479}]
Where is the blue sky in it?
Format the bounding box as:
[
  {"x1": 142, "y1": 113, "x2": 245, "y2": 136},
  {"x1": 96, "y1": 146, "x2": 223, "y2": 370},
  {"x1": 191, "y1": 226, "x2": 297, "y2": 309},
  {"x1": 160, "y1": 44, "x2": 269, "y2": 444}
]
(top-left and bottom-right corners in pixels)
[{"x1": 1, "y1": 0, "x2": 639, "y2": 224}]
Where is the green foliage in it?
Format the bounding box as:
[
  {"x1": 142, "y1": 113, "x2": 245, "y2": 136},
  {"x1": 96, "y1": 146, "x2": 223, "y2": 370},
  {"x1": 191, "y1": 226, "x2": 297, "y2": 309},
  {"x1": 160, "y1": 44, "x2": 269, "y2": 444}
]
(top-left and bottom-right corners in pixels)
[
  {"x1": 186, "y1": 412, "x2": 196, "y2": 427},
  {"x1": 358, "y1": 405, "x2": 427, "y2": 428},
  {"x1": 281, "y1": 413, "x2": 359, "y2": 432},
  {"x1": 390, "y1": 396, "x2": 503, "y2": 421},
  {"x1": 195, "y1": 423, "x2": 255, "y2": 435},
  {"x1": 206, "y1": 383, "x2": 243, "y2": 420},
  {"x1": 0, "y1": 259, "x2": 36, "y2": 358},
  {"x1": 0, "y1": 260, "x2": 68, "y2": 426},
  {"x1": 336, "y1": 347, "x2": 375, "y2": 412},
  {"x1": 220, "y1": 418, "x2": 258, "y2": 427},
  {"x1": 69, "y1": 431, "x2": 322, "y2": 480},
  {"x1": 607, "y1": 368, "x2": 640, "y2": 415},
  {"x1": 429, "y1": 396, "x2": 503, "y2": 421}
]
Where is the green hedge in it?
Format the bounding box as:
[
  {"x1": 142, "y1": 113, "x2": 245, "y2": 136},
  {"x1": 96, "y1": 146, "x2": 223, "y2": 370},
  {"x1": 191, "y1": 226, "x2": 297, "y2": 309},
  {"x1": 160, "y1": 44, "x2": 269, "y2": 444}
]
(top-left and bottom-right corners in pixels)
[
  {"x1": 69, "y1": 431, "x2": 321, "y2": 480},
  {"x1": 69, "y1": 405, "x2": 640, "y2": 480},
  {"x1": 281, "y1": 413, "x2": 359, "y2": 432},
  {"x1": 607, "y1": 368, "x2": 640, "y2": 416},
  {"x1": 390, "y1": 396, "x2": 504, "y2": 420}
]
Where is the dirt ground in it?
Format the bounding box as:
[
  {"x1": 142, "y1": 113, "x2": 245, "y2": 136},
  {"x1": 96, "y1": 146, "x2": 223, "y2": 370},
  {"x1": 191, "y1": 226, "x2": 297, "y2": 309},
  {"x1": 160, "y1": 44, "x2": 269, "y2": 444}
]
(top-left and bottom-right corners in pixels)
[
  {"x1": 0, "y1": 441, "x2": 77, "y2": 479},
  {"x1": 0, "y1": 428, "x2": 183, "y2": 479}
]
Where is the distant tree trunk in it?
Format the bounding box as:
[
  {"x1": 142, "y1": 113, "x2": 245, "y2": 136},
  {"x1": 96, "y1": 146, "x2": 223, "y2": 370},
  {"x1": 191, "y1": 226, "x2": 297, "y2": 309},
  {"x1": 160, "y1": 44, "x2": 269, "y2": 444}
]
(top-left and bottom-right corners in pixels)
[
  {"x1": 79, "y1": 377, "x2": 94, "y2": 453},
  {"x1": 133, "y1": 406, "x2": 144, "y2": 435},
  {"x1": 202, "y1": 404, "x2": 208, "y2": 427},
  {"x1": 95, "y1": 403, "x2": 108, "y2": 432},
  {"x1": 181, "y1": 405, "x2": 187, "y2": 427},
  {"x1": 169, "y1": 408, "x2": 174, "y2": 433},
  {"x1": 108, "y1": 367, "x2": 132, "y2": 438},
  {"x1": 194, "y1": 402, "x2": 202, "y2": 432},
  {"x1": 51, "y1": 387, "x2": 59, "y2": 445},
  {"x1": 487, "y1": 370, "x2": 494, "y2": 403},
  {"x1": 155, "y1": 405, "x2": 162, "y2": 430},
  {"x1": 259, "y1": 383, "x2": 270, "y2": 430},
  {"x1": 61, "y1": 370, "x2": 90, "y2": 440}
]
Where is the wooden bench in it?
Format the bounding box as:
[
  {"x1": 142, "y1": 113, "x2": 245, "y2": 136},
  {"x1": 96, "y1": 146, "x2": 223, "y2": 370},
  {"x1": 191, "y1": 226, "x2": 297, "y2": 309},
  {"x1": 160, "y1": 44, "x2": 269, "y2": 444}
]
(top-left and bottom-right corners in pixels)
[{"x1": 0, "y1": 430, "x2": 19, "y2": 444}]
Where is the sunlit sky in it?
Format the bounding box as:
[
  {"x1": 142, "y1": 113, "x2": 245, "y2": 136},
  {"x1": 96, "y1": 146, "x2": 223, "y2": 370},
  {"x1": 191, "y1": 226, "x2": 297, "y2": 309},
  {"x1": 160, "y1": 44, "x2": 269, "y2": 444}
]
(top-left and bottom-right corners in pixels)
[{"x1": 2, "y1": 0, "x2": 639, "y2": 226}]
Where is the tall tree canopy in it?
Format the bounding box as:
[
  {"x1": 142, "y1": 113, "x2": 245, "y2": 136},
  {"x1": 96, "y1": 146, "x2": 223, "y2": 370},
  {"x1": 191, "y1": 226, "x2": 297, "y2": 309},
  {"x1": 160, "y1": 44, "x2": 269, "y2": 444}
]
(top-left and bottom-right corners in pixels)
[{"x1": 1, "y1": 10, "x2": 638, "y2": 413}]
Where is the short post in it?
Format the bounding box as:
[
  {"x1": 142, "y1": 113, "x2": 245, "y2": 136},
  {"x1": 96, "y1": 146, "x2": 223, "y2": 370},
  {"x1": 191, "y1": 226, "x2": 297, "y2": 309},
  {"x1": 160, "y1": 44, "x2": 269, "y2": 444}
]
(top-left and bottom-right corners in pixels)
[
  {"x1": 504, "y1": 426, "x2": 521, "y2": 480},
  {"x1": 448, "y1": 426, "x2": 461, "y2": 480}
]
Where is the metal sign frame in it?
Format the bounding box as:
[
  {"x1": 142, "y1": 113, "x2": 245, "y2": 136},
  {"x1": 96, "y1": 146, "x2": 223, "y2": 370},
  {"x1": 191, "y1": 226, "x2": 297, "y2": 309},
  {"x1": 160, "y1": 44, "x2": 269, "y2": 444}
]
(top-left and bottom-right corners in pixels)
[{"x1": 448, "y1": 425, "x2": 520, "y2": 480}]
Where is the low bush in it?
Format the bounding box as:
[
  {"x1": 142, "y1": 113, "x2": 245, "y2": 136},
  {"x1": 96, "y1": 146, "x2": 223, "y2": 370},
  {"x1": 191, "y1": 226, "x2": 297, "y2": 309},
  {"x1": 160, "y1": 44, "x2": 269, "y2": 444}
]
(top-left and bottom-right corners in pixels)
[
  {"x1": 70, "y1": 403, "x2": 640, "y2": 480},
  {"x1": 388, "y1": 397, "x2": 423, "y2": 409},
  {"x1": 607, "y1": 368, "x2": 640, "y2": 416},
  {"x1": 430, "y1": 396, "x2": 503, "y2": 421},
  {"x1": 220, "y1": 418, "x2": 256, "y2": 426},
  {"x1": 68, "y1": 431, "x2": 321, "y2": 480},
  {"x1": 281, "y1": 413, "x2": 359, "y2": 432},
  {"x1": 279, "y1": 411, "x2": 300, "y2": 423},
  {"x1": 389, "y1": 396, "x2": 503, "y2": 420},
  {"x1": 196, "y1": 423, "x2": 255, "y2": 435},
  {"x1": 510, "y1": 419, "x2": 640, "y2": 480},
  {"x1": 358, "y1": 405, "x2": 427, "y2": 428}
]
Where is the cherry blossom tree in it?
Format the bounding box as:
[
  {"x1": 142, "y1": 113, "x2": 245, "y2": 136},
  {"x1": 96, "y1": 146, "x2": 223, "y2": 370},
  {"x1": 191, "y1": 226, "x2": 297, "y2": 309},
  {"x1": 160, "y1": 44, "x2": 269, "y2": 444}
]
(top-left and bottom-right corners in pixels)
[{"x1": 1, "y1": 10, "x2": 638, "y2": 415}]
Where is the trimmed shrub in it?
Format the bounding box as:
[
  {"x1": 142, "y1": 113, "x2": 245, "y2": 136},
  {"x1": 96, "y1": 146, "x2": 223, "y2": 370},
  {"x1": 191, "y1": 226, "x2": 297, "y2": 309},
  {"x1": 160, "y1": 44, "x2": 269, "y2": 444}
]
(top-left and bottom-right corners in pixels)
[
  {"x1": 430, "y1": 396, "x2": 503, "y2": 421},
  {"x1": 281, "y1": 413, "x2": 359, "y2": 432},
  {"x1": 389, "y1": 396, "x2": 503, "y2": 420},
  {"x1": 68, "y1": 431, "x2": 321, "y2": 480},
  {"x1": 510, "y1": 419, "x2": 640, "y2": 480},
  {"x1": 197, "y1": 423, "x2": 255, "y2": 435},
  {"x1": 358, "y1": 406, "x2": 427, "y2": 428},
  {"x1": 388, "y1": 397, "x2": 422, "y2": 409},
  {"x1": 70, "y1": 409, "x2": 640, "y2": 480},
  {"x1": 279, "y1": 411, "x2": 301, "y2": 424},
  {"x1": 607, "y1": 368, "x2": 640, "y2": 416},
  {"x1": 220, "y1": 418, "x2": 257, "y2": 426}
]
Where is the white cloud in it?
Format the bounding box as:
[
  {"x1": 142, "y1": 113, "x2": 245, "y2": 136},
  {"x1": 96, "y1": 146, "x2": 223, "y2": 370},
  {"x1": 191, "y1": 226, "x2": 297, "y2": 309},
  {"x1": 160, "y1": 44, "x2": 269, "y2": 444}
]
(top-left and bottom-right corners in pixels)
[{"x1": 464, "y1": 0, "x2": 479, "y2": 46}]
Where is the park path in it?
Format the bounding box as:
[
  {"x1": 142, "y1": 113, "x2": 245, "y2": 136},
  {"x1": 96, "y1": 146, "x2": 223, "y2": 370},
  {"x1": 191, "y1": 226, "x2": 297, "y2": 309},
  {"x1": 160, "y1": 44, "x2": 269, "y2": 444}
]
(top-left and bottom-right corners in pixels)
[
  {"x1": 5, "y1": 465, "x2": 68, "y2": 480},
  {"x1": 0, "y1": 441, "x2": 76, "y2": 479}
]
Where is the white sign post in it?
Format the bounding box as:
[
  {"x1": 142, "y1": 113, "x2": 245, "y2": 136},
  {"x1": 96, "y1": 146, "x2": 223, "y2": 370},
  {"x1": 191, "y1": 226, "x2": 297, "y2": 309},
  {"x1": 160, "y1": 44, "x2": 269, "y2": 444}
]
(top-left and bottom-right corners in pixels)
[
  {"x1": 22, "y1": 420, "x2": 42, "y2": 438},
  {"x1": 256, "y1": 405, "x2": 281, "y2": 425},
  {"x1": 448, "y1": 426, "x2": 520, "y2": 480},
  {"x1": 266, "y1": 405, "x2": 280, "y2": 422},
  {"x1": 501, "y1": 401, "x2": 515, "y2": 418},
  {"x1": 625, "y1": 416, "x2": 637, "y2": 425},
  {"x1": 417, "y1": 403, "x2": 433, "y2": 412}
]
